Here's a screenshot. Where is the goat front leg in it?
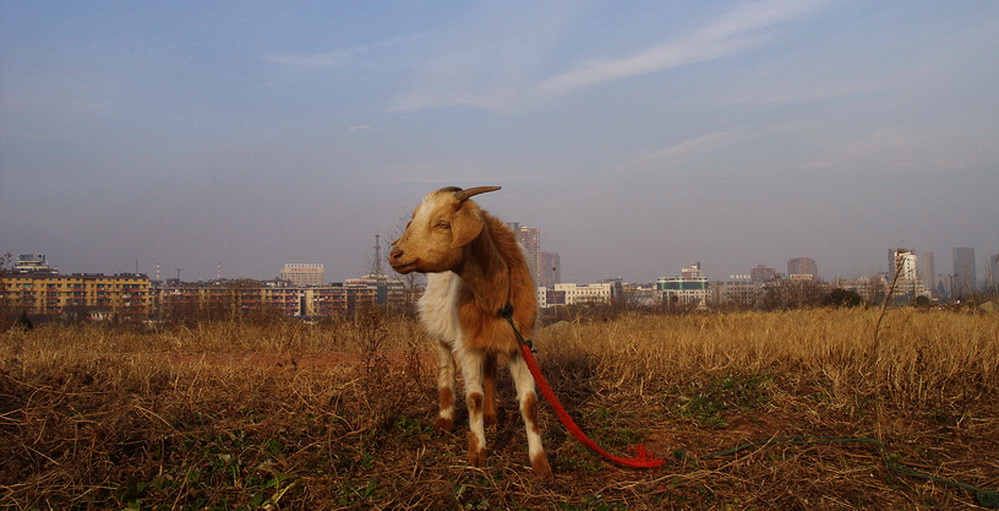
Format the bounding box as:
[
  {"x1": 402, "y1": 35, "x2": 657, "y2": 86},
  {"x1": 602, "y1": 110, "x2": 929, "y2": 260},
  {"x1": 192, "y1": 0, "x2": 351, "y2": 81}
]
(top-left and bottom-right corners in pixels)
[
  {"x1": 458, "y1": 348, "x2": 487, "y2": 467},
  {"x1": 509, "y1": 351, "x2": 553, "y2": 479},
  {"x1": 434, "y1": 340, "x2": 456, "y2": 432}
]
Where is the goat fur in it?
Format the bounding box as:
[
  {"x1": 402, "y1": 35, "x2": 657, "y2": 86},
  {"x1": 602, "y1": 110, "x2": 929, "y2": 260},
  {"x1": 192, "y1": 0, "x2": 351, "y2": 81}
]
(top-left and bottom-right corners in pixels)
[{"x1": 389, "y1": 186, "x2": 551, "y2": 478}]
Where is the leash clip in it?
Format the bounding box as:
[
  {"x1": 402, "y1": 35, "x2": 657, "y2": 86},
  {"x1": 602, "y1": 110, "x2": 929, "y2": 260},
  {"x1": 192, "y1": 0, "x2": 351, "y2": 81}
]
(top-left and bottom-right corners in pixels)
[{"x1": 500, "y1": 302, "x2": 536, "y2": 353}]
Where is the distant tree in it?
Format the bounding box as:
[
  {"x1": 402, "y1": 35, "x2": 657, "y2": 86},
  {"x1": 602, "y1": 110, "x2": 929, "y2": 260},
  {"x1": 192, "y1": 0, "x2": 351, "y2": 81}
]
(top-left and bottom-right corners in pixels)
[
  {"x1": 761, "y1": 279, "x2": 828, "y2": 310},
  {"x1": 911, "y1": 295, "x2": 931, "y2": 308},
  {"x1": 17, "y1": 310, "x2": 34, "y2": 330},
  {"x1": 823, "y1": 288, "x2": 864, "y2": 308},
  {"x1": 389, "y1": 217, "x2": 425, "y2": 317}
]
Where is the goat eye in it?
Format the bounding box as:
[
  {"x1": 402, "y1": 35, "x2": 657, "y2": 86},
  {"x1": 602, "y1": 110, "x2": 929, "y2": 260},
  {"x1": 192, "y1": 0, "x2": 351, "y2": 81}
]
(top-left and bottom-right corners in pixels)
[{"x1": 436, "y1": 221, "x2": 450, "y2": 229}]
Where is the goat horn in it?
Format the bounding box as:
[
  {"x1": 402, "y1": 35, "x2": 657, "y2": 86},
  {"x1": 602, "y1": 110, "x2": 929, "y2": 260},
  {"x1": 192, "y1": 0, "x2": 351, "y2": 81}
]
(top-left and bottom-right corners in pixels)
[{"x1": 453, "y1": 186, "x2": 501, "y2": 201}]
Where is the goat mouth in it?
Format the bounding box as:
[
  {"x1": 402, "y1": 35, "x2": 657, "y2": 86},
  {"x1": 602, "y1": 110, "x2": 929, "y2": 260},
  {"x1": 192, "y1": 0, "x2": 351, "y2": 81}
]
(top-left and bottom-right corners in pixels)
[{"x1": 390, "y1": 260, "x2": 419, "y2": 274}]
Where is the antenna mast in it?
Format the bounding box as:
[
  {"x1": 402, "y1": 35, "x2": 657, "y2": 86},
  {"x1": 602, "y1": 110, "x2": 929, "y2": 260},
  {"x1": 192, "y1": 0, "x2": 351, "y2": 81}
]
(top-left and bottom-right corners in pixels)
[{"x1": 370, "y1": 233, "x2": 384, "y2": 277}]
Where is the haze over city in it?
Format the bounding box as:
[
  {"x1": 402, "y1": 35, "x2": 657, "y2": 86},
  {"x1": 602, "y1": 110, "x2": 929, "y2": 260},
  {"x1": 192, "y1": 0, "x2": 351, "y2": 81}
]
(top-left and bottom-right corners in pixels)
[{"x1": 2, "y1": 2, "x2": 997, "y2": 284}]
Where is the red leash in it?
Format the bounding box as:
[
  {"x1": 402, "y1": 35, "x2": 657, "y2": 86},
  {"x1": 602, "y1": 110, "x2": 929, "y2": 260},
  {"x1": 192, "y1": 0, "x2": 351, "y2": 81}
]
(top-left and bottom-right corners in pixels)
[
  {"x1": 518, "y1": 342, "x2": 666, "y2": 468},
  {"x1": 503, "y1": 305, "x2": 666, "y2": 469}
]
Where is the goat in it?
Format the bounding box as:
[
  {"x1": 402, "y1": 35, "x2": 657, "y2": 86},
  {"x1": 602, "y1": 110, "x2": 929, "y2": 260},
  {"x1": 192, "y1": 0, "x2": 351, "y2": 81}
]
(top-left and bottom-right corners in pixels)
[{"x1": 389, "y1": 186, "x2": 552, "y2": 478}]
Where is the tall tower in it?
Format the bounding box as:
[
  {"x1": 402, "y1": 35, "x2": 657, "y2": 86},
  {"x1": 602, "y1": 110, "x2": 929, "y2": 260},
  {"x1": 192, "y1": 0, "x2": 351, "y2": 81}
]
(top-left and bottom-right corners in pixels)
[
  {"x1": 987, "y1": 253, "x2": 999, "y2": 292},
  {"x1": 506, "y1": 222, "x2": 542, "y2": 285},
  {"x1": 918, "y1": 251, "x2": 935, "y2": 293},
  {"x1": 541, "y1": 251, "x2": 561, "y2": 288},
  {"x1": 371, "y1": 233, "x2": 384, "y2": 277},
  {"x1": 516, "y1": 226, "x2": 542, "y2": 286},
  {"x1": 952, "y1": 246, "x2": 976, "y2": 298},
  {"x1": 888, "y1": 248, "x2": 917, "y2": 280}
]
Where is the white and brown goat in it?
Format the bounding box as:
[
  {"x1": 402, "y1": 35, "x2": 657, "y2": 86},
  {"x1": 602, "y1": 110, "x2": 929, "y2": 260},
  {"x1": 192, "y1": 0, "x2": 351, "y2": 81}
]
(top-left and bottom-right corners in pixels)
[{"x1": 389, "y1": 186, "x2": 551, "y2": 478}]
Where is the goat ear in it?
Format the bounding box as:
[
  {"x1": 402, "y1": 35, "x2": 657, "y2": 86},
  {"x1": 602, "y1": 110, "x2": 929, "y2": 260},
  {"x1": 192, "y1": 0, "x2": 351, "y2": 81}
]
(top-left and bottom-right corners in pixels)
[{"x1": 450, "y1": 202, "x2": 484, "y2": 248}]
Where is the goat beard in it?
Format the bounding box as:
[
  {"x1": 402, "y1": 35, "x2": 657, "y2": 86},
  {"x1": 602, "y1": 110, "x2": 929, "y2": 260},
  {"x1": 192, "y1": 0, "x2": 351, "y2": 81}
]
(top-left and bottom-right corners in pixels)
[{"x1": 390, "y1": 258, "x2": 456, "y2": 275}]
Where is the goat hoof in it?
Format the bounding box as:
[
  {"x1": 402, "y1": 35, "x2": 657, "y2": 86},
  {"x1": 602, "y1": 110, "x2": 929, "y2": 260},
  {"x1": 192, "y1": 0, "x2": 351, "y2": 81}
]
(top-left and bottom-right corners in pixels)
[
  {"x1": 467, "y1": 447, "x2": 487, "y2": 467},
  {"x1": 434, "y1": 417, "x2": 454, "y2": 432},
  {"x1": 466, "y1": 432, "x2": 487, "y2": 466},
  {"x1": 531, "y1": 454, "x2": 553, "y2": 481}
]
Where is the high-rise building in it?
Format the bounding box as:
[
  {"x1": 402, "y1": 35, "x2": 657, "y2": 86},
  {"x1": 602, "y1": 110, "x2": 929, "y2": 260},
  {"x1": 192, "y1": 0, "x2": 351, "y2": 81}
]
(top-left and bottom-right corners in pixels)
[
  {"x1": 987, "y1": 253, "x2": 999, "y2": 292},
  {"x1": 888, "y1": 248, "x2": 917, "y2": 280},
  {"x1": 280, "y1": 263, "x2": 324, "y2": 287},
  {"x1": 888, "y1": 249, "x2": 930, "y2": 302},
  {"x1": 507, "y1": 223, "x2": 542, "y2": 286},
  {"x1": 750, "y1": 265, "x2": 776, "y2": 283},
  {"x1": 918, "y1": 251, "x2": 935, "y2": 294},
  {"x1": 540, "y1": 251, "x2": 560, "y2": 288},
  {"x1": 952, "y1": 246, "x2": 976, "y2": 298},
  {"x1": 787, "y1": 257, "x2": 817, "y2": 280}
]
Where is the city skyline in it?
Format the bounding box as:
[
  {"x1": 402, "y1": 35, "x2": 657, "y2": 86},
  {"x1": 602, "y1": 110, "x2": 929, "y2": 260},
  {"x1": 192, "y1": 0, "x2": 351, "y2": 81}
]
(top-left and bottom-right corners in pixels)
[
  {"x1": 3, "y1": 2, "x2": 997, "y2": 283},
  {"x1": 8, "y1": 243, "x2": 998, "y2": 291}
]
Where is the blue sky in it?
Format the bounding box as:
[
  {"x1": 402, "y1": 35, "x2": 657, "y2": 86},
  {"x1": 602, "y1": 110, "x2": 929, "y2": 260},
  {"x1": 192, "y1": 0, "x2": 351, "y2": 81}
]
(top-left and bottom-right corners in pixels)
[{"x1": 2, "y1": 1, "x2": 997, "y2": 283}]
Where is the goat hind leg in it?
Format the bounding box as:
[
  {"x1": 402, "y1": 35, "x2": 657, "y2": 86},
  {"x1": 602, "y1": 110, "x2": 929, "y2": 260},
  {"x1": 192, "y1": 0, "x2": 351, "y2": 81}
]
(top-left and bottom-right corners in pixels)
[
  {"x1": 483, "y1": 353, "x2": 498, "y2": 427},
  {"x1": 509, "y1": 351, "x2": 552, "y2": 479}
]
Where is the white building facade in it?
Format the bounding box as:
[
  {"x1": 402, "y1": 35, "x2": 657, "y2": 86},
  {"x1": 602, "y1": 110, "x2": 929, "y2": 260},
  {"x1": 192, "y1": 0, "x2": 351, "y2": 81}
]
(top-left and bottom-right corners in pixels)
[
  {"x1": 551, "y1": 282, "x2": 613, "y2": 306},
  {"x1": 280, "y1": 263, "x2": 324, "y2": 287}
]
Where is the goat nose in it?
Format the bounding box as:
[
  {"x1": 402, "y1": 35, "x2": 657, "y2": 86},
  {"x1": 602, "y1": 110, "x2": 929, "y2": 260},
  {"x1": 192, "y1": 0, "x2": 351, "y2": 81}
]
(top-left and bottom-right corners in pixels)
[{"x1": 389, "y1": 248, "x2": 403, "y2": 261}]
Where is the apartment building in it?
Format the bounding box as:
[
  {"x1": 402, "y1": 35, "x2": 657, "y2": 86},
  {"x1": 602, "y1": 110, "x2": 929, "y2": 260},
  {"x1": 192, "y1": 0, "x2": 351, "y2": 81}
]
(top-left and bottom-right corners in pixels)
[
  {"x1": 1, "y1": 272, "x2": 151, "y2": 318},
  {"x1": 156, "y1": 281, "x2": 381, "y2": 318},
  {"x1": 711, "y1": 277, "x2": 763, "y2": 306}
]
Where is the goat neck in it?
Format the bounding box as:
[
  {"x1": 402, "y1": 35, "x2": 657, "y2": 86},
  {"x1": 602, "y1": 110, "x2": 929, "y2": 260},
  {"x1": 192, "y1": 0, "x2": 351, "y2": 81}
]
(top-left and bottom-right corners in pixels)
[{"x1": 453, "y1": 213, "x2": 514, "y2": 314}]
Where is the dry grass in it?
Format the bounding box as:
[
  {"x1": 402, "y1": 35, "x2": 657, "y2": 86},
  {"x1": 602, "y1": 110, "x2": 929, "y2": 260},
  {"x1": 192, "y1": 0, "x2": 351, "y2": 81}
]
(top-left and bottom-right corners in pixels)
[{"x1": 1, "y1": 308, "x2": 997, "y2": 509}]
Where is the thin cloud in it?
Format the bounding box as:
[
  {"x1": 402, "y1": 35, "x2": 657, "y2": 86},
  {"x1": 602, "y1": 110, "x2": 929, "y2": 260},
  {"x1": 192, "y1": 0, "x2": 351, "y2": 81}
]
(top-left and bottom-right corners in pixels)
[
  {"x1": 538, "y1": 35, "x2": 765, "y2": 96},
  {"x1": 395, "y1": 0, "x2": 832, "y2": 112},
  {"x1": 391, "y1": 2, "x2": 576, "y2": 113},
  {"x1": 807, "y1": 126, "x2": 999, "y2": 174},
  {"x1": 617, "y1": 131, "x2": 737, "y2": 173},
  {"x1": 262, "y1": 36, "x2": 415, "y2": 68},
  {"x1": 540, "y1": 0, "x2": 831, "y2": 97},
  {"x1": 347, "y1": 125, "x2": 375, "y2": 134}
]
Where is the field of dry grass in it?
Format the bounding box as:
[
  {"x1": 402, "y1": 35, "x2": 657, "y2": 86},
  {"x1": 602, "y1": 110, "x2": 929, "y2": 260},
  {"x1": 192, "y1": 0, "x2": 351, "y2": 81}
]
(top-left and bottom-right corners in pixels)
[{"x1": 2, "y1": 307, "x2": 997, "y2": 509}]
